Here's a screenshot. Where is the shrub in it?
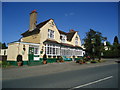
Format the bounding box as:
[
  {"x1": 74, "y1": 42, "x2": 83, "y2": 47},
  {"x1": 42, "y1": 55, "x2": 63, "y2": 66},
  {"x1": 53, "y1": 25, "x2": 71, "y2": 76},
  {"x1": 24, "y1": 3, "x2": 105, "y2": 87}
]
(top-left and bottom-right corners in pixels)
[
  {"x1": 2, "y1": 61, "x2": 11, "y2": 68},
  {"x1": 90, "y1": 60, "x2": 98, "y2": 63},
  {"x1": 102, "y1": 50, "x2": 120, "y2": 58}
]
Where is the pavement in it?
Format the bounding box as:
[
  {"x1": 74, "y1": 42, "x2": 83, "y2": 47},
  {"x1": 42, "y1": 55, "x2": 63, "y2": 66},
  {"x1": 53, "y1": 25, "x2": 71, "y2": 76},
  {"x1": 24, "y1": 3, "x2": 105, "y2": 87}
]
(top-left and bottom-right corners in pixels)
[{"x1": 2, "y1": 58, "x2": 118, "y2": 81}]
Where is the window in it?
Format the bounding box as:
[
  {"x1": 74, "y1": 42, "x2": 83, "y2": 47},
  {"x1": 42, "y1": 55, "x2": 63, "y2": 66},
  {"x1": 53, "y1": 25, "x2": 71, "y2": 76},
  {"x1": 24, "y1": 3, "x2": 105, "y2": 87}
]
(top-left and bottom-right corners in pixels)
[
  {"x1": 47, "y1": 47, "x2": 49, "y2": 54},
  {"x1": 53, "y1": 47, "x2": 55, "y2": 54},
  {"x1": 34, "y1": 47, "x2": 39, "y2": 55},
  {"x1": 60, "y1": 34, "x2": 66, "y2": 43},
  {"x1": 48, "y1": 29, "x2": 54, "y2": 39},
  {"x1": 50, "y1": 47, "x2": 52, "y2": 54},
  {"x1": 45, "y1": 44, "x2": 60, "y2": 56},
  {"x1": 75, "y1": 36, "x2": 78, "y2": 45},
  {"x1": 4, "y1": 50, "x2": 6, "y2": 55}
]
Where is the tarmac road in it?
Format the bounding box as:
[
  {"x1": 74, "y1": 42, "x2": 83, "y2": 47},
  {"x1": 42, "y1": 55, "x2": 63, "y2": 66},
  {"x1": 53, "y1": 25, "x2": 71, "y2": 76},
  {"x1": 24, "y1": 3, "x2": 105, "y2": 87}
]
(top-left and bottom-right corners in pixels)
[{"x1": 2, "y1": 63, "x2": 119, "y2": 88}]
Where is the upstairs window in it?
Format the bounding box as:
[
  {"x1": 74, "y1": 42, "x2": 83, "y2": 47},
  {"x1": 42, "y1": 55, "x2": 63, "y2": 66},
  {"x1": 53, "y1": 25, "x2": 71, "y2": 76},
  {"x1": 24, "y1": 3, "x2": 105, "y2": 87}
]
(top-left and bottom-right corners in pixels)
[
  {"x1": 75, "y1": 36, "x2": 78, "y2": 45},
  {"x1": 48, "y1": 29, "x2": 54, "y2": 39},
  {"x1": 60, "y1": 34, "x2": 67, "y2": 43}
]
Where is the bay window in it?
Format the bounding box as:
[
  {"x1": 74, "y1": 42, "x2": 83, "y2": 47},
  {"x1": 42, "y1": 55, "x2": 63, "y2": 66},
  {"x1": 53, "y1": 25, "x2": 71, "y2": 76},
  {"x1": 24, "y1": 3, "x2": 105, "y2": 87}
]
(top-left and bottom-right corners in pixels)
[{"x1": 45, "y1": 44, "x2": 60, "y2": 56}]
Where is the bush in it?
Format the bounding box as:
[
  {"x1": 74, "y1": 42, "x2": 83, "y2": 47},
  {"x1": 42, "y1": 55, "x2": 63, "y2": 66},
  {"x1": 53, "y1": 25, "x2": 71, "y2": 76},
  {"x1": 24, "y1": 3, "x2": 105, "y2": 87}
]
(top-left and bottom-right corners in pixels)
[
  {"x1": 102, "y1": 50, "x2": 120, "y2": 58},
  {"x1": 99, "y1": 60, "x2": 106, "y2": 63},
  {"x1": 76, "y1": 60, "x2": 85, "y2": 64},
  {"x1": 90, "y1": 60, "x2": 98, "y2": 63},
  {"x1": 0, "y1": 61, "x2": 2, "y2": 64},
  {"x1": 2, "y1": 61, "x2": 11, "y2": 68}
]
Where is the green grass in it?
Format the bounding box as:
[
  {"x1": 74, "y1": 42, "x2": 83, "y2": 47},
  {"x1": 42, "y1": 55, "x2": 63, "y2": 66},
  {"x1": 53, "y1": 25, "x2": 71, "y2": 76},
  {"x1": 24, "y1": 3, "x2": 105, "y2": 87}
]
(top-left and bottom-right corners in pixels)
[
  {"x1": 0, "y1": 61, "x2": 2, "y2": 67},
  {"x1": 99, "y1": 59, "x2": 106, "y2": 63},
  {"x1": 90, "y1": 60, "x2": 99, "y2": 63},
  {"x1": 1, "y1": 61, "x2": 11, "y2": 68},
  {"x1": 90, "y1": 59, "x2": 106, "y2": 63}
]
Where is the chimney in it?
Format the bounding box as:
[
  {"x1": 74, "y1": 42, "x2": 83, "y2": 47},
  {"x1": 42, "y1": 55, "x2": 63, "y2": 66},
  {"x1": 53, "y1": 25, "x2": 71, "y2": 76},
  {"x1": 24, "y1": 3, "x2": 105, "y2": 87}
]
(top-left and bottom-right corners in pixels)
[
  {"x1": 69, "y1": 29, "x2": 75, "y2": 32},
  {"x1": 29, "y1": 10, "x2": 37, "y2": 31}
]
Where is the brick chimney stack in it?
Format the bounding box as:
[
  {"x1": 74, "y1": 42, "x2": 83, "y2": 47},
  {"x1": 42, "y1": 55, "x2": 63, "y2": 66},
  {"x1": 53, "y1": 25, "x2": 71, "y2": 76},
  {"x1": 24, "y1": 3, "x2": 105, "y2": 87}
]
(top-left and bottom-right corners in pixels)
[{"x1": 29, "y1": 10, "x2": 37, "y2": 31}]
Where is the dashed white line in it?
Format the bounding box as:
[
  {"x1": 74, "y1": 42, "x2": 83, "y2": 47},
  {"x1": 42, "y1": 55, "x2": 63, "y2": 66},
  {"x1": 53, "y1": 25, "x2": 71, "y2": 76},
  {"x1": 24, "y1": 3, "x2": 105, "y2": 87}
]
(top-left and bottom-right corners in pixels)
[{"x1": 69, "y1": 76, "x2": 113, "y2": 90}]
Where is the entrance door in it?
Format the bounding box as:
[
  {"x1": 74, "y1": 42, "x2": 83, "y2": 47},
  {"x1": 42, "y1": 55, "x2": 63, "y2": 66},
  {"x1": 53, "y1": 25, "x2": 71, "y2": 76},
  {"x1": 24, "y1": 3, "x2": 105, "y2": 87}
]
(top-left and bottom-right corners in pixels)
[
  {"x1": 29, "y1": 47, "x2": 34, "y2": 61},
  {"x1": 34, "y1": 47, "x2": 39, "y2": 60},
  {"x1": 28, "y1": 45, "x2": 39, "y2": 61}
]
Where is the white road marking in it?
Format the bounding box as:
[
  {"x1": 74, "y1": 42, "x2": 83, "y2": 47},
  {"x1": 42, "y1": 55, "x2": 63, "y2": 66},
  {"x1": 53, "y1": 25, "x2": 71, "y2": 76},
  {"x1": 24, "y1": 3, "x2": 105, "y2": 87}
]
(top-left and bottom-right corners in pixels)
[{"x1": 69, "y1": 76, "x2": 113, "y2": 90}]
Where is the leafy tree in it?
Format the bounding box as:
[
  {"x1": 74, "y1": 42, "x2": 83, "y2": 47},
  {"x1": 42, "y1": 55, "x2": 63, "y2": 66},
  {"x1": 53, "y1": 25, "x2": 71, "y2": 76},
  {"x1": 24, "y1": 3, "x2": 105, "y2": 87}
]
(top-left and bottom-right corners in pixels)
[
  {"x1": 0, "y1": 42, "x2": 2, "y2": 49},
  {"x1": 112, "y1": 36, "x2": 120, "y2": 57},
  {"x1": 2, "y1": 43, "x2": 7, "y2": 49},
  {"x1": 0, "y1": 42, "x2": 8, "y2": 49},
  {"x1": 83, "y1": 29, "x2": 107, "y2": 60},
  {"x1": 102, "y1": 36, "x2": 120, "y2": 58}
]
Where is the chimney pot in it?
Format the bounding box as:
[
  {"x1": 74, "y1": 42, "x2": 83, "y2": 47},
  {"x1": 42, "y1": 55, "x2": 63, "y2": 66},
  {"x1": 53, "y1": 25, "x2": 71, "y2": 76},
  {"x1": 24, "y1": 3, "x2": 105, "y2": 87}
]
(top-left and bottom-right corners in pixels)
[
  {"x1": 69, "y1": 29, "x2": 75, "y2": 32},
  {"x1": 31, "y1": 10, "x2": 37, "y2": 13}
]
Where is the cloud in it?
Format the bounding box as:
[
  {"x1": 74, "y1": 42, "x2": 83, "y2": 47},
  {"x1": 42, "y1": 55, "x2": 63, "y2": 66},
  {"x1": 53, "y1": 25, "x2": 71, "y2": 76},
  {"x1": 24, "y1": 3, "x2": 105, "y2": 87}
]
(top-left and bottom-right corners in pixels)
[
  {"x1": 65, "y1": 13, "x2": 68, "y2": 16},
  {"x1": 64, "y1": 12, "x2": 75, "y2": 16},
  {"x1": 69, "y1": 12, "x2": 75, "y2": 15}
]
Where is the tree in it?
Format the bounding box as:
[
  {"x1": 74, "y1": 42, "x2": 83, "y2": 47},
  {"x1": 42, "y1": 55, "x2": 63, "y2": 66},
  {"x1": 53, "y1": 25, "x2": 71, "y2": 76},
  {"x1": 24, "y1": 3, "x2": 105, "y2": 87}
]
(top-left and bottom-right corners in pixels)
[
  {"x1": 83, "y1": 29, "x2": 107, "y2": 60},
  {"x1": 102, "y1": 36, "x2": 120, "y2": 58},
  {"x1": 0, "y1": 42, "x2": 2, "y2": 49},
  {"x1": 113, "y1": 36, "x2": 119, "y2": 45},
  {"x1": 112, "y1": 36, "x2": 120, "y2": 58},
  {"x1": 2, "y1": 43, "x2": 7, "y2": 49}
]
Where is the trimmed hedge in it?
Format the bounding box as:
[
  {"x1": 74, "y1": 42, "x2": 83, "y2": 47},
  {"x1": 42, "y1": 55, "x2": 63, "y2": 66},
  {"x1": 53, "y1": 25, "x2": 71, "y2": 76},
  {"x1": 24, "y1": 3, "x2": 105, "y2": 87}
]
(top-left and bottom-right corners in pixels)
[{"x1": 102, "y1": 50, "x2": 120, "y2": 58}]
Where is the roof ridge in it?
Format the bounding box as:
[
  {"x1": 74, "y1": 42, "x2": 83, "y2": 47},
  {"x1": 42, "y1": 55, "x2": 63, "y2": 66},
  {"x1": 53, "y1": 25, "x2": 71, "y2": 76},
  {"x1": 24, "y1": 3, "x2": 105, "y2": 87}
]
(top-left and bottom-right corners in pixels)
[
  {"x1": 21, "y1": 18, "x2": 52, "y2": 37},
  {"x1": 36, "y1": 18, "x2": 51, "y2": 26}
]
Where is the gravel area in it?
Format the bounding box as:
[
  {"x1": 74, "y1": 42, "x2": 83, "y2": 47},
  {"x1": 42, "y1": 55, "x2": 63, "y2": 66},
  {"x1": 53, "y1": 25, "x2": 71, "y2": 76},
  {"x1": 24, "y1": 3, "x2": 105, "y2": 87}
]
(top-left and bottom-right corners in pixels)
[{"x1": 2, "y1": 59, "x2": 118, "y2": 81}]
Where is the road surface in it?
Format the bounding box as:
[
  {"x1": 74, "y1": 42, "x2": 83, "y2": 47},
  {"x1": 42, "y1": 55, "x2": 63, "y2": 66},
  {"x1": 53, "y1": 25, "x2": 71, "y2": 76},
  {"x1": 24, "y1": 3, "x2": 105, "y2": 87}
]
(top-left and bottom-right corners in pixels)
[{"x1": 2, "y1": 63, "x2": 119, "y2": 88}]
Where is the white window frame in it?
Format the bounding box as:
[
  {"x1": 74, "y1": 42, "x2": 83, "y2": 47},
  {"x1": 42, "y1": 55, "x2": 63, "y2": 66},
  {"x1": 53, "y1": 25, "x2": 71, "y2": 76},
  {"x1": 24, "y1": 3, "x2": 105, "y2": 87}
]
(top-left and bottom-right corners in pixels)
[
  {"x1": 75, "y1": 36, "x2": 78, "y2": 45},
  {"x1": 48, "y1": 29, "x2": 54, "y2": 39},
  {"x1": 60, "y1": 34, "x2": 67, "y2": 43},
  {"x1": 34, "y1": 46, "x2": 39, "y2": 55},
  {"x1": 45, "y1": 44, "x2": 60, "y2": 56}
]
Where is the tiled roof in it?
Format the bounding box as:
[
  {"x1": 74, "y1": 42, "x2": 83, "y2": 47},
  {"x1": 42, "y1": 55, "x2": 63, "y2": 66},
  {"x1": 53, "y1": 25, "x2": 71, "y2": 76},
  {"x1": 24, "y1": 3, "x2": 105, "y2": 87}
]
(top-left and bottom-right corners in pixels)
[
  {"x1": 21, "y1": 19, "x2": 77, "y2": 41},
  {"x1": 60, "y1": 43, "x2": 74, "y2": 47},
  {"x1": 43, "y1": 39, "x2": 83, "y2": 49},
  {"x1": 21, "y1": 19, "x2": 51, "y2": 37},
  {"x1": 58, "y1": 30, "x2": 76, "y2": 41},
  {"x1": 58, "y1": 30, "x2": 67, "y2": 35},
  {"x1": 66, "y1": 32, "x2": 76, "y2": 41},
  {"x1": 43, "y1": 39, "x2": 59, "y2": 44},
  {"x1": 75, "y1": 45, "x2": 83, "y2": 49}
]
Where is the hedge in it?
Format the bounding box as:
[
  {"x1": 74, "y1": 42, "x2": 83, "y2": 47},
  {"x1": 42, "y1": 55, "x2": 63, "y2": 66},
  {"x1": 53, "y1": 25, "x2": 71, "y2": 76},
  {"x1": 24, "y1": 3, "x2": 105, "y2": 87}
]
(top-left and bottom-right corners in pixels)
[{"x1": 102, "y1": 50, "x2": 120, "y2": 58}]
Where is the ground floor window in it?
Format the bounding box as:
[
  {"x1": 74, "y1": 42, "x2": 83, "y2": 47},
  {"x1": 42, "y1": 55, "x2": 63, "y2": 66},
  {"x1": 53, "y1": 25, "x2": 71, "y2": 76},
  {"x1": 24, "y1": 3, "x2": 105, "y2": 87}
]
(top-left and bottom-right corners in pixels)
[
  {"x1": 45, "y1": 43, "x2": 83, "y2": 57},
  {"x1": 45, "y1": 44, "x2": 60, "y2": 56}
]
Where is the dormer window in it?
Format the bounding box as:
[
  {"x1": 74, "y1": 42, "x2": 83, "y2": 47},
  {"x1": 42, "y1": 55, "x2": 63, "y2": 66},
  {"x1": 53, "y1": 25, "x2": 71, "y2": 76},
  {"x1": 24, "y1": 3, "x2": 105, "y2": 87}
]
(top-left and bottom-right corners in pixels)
[
  {"x1": 75, "y1": 36, "x2": 78, "y2": 45},
  {"x1": 60, "y1": 34, "x2": 66, "y2": 43},
  {"x1": 48, "y1": 29, "x2": 54, "y2": 39}
]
